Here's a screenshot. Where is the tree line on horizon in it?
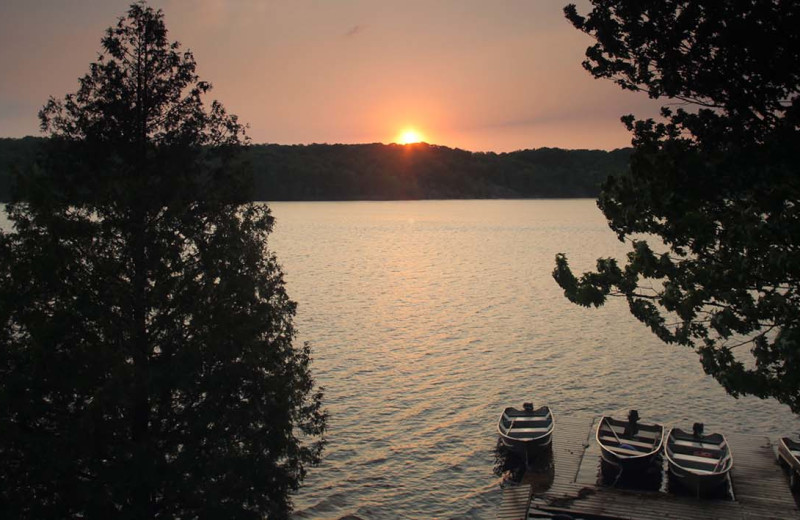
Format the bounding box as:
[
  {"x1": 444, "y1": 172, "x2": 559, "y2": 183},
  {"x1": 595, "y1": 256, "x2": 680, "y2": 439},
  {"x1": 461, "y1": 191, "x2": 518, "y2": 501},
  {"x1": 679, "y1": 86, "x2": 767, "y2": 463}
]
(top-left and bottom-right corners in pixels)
[{"x1": 0, "y1": 137, "x2": 631, "y2": 202}]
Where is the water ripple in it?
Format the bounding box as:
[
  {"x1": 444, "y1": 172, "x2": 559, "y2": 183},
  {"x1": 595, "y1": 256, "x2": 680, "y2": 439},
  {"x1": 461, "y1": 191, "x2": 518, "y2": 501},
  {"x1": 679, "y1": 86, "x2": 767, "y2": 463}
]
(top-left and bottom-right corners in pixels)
[{"x1": 266, "y1": 200, "x2": 800, "y2": 519}]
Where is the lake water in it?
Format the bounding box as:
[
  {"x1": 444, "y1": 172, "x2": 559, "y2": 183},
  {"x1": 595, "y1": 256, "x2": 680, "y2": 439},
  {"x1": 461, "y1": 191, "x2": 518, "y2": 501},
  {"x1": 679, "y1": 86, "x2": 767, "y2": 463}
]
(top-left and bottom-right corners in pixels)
[
  {"x1": 264, "y1": 199, "x2": 799, "y2": 520},
  {"x1": 3, "y1": 200, "x2": 798, "y2": 518}
]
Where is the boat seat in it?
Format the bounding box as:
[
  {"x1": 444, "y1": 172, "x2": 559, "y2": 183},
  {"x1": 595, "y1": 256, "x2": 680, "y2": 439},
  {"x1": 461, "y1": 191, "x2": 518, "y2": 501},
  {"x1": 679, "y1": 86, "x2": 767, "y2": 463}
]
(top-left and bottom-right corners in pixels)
[
  {"x1": 671, "y1": 452, "x2": 721, "y2": 465},
  {"x1": 598, "y1": 435, "x2": 653, "y2": 449},
  {"x1": 603, "y1": 426, "x2": 661, "y2": 443},
  {"x1": 673, "y1": 466, "x2": 716, "y2": 475},
  {"x1": 514, "y1": 420, "x2": 553, "y2": 428},
  {"x1": 671, "y1": 438, "x2": 726, "y2": 451},
  {"x1": 508, "y1": 427, "x2": 551, "y2": 434},
  {"x1": 669, "y1": 444, "x2": 723, "y2": 459},
  {"x1": 501, "y1": 420, "x2": 551, "y2": 430},
  {"x1": 503, "y1": 413, "x2": 550, "y2": 422},
  {"x1": 606, "y1": 424, "x2": 661, "y2": 440}
]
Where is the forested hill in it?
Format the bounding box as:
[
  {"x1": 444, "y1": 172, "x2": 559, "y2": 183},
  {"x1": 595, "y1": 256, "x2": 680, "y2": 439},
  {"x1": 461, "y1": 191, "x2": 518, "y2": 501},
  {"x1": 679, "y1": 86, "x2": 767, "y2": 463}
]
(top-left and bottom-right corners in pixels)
[{"x1": 0, "y1": 137, "x2": 631, "y2": 201}]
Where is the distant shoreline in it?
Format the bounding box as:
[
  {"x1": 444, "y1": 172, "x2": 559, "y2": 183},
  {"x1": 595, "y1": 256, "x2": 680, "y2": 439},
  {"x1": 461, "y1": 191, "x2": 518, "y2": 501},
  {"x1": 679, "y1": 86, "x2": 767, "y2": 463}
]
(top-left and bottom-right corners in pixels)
[{"x1": 0, "y1": 137, "x2": 630, "y2": 202}]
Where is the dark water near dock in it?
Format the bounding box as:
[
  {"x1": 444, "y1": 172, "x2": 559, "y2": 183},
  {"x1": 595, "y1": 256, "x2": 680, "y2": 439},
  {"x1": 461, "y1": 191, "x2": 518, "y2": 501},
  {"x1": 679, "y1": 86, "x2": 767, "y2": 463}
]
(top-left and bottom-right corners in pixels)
[{"x1": 265, "y1": 199, "x2": 800, "y2": 519}]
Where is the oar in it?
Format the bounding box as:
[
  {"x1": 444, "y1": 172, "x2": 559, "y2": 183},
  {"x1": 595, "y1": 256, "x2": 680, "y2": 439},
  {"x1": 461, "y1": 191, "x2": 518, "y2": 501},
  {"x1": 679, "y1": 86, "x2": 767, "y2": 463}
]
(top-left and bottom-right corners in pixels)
[
  {"x1": 601, "y1": 419, "x2": 627, "y2": 483},
  {"x1": 603, "y1": 417, "x2": 624, "y2": 446}
]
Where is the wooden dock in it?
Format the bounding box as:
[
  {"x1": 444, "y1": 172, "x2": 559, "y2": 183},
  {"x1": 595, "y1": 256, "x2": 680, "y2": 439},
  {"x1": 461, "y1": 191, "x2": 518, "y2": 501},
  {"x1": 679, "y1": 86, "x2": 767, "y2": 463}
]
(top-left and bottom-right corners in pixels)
[{"x1": 497, "y1": 415, "x2": 800, "y2": 520}]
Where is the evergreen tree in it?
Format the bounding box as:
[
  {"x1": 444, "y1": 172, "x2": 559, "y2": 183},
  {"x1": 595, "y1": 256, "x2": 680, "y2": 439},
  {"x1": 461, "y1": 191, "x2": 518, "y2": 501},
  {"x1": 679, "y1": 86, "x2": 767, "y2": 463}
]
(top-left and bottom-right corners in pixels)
[
  {"x1": 0, "y1": 3, "x2": 325, "y2": 518},
  {"x1": 555, "y1": 1, "x2": 800, "y2": 411}
]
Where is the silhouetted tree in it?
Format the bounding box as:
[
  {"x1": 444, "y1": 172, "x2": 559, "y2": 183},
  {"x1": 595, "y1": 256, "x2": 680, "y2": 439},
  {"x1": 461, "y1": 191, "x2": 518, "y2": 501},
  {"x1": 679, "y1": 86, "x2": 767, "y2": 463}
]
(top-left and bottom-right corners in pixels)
[
  {"x1": 0, "y1": 3, "x2": 325, "y2": 518},
  {"x1": 555, "y1": 1, "x2": 800, "y2": 411}
]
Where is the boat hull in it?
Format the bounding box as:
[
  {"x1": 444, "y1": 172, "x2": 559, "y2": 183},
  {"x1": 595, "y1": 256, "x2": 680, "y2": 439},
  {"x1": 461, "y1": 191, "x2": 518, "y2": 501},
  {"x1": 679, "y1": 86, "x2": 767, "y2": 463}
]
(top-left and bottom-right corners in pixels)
[
  {"x1": 499, "y1": 431, "x2": 553, "y2": 451},
  {"x1": 665, "y1": 427, "x2": 733, "y2": 497},
  {"x1": 778, "y1": 437, "x2": 800, "y2": 473},
  {"x1": 497, "y1": 405, "x2": 554, "y2": 456},
  {"x1": 596, "y1": 415, "x2": 664, "y2": 472},
  {"x1": 667, "y1": 459, "x2": 729, "y2": 495},
  {"x1": 598, "y1": 445, "x2": 661, "y2": 470},
  {"x1": 777, "y1": 437, "x2": 800, "y2": 489}
]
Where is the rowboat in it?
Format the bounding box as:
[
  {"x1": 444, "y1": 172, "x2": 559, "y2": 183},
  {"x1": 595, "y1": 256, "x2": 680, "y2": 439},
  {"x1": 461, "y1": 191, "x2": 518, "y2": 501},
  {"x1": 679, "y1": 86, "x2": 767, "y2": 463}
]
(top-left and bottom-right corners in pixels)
[
  {"x1": 777, "y1": 437, "x2": 800, "y2": 488},
  {"x1": 665, "y1": 423, "x2": 733, "y2": 496},
  {"x1": 596, "y1": 410, "x2": 664, "y2": 470},
  {"x1": 497, "y1": 403, "x2": 554, "y2": 454}
]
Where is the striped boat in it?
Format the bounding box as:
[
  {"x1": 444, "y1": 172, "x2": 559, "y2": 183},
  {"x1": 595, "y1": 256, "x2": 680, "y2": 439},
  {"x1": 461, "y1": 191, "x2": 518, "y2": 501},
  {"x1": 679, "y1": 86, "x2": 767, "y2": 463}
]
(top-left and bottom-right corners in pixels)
[
  {"x1": 596, "y1": 410, "x2": 664, "y2": 471},
  {"x1": 665, "y1": 423, "x2": 733, "y2": 496},
  {"x1": 497, "y1": 403, "x2": 554, "y2": 454}
]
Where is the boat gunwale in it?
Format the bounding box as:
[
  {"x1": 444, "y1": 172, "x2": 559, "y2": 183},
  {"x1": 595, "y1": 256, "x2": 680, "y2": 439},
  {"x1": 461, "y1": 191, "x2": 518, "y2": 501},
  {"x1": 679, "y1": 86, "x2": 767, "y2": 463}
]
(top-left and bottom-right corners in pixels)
[
  {"x1": 596, "y1": 415, "x2": 665, "y2": 461},
  {"x1": 779, "y1": 436, "x2": 800, "y2": 455},
  {"x1": 664, "y1": 427, "x2": 733, "y2": 477},
  {"x1": 497, "y1": 405, "x2": 555, "y2": 444}
]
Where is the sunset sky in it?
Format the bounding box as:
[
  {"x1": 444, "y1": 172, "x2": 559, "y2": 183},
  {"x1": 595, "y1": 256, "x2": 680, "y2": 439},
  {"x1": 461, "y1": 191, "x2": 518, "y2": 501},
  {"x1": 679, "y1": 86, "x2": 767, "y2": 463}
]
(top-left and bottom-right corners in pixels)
[{"x1": 0, "y1": 0, "x2": 663, "y2": 152}]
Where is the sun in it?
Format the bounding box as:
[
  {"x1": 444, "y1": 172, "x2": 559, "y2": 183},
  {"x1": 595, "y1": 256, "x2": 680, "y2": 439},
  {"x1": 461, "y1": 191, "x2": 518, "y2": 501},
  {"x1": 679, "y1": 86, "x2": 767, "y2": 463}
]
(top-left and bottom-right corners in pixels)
[{"x1": 396, "y1": 128, "x2": 425, "y2": 145}]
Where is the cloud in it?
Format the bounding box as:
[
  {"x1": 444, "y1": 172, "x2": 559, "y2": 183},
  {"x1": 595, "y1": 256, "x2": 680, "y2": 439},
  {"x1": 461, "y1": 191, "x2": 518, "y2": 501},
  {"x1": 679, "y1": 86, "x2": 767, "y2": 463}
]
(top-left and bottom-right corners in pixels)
[{"x1": 344, "y1": 25, "x2": 365, "y2": 37}]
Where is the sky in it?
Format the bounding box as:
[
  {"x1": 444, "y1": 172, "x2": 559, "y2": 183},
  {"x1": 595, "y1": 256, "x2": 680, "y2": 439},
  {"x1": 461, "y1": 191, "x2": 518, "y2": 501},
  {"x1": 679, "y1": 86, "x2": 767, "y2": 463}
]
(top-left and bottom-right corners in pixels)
[{"x1": 0, "y1": 0, "x2": 664, "y2": 153}]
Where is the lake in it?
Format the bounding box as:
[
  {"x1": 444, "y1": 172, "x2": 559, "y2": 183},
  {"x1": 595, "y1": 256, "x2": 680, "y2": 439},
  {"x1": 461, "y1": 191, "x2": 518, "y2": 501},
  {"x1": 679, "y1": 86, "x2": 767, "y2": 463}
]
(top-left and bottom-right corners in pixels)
[
  {"x1": 264, "y1": 199, "x2": 799, "y2": 519},
  {"x1": 2, "y1": 200, "x2": 797, "y2": 519}
]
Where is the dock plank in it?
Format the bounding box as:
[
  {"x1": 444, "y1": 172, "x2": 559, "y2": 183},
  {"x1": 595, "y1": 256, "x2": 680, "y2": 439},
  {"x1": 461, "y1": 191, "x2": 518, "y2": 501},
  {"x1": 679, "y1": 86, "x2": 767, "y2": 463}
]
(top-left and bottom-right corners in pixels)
[{"x1": 497, "y1": 482, "x2": 531, "y2": 520}]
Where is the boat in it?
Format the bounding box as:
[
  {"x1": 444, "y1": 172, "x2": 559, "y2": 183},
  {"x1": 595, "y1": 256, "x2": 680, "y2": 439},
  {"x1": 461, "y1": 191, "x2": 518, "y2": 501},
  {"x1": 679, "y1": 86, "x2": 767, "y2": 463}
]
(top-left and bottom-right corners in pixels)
[
  {"x1": 665, "y1": 423, "x2": 733, "y2": 496},
  {"x1": 497, "y1": 403, "x2": 554, "y2": 454},
  {"x1": 777, "y1": 437, "x2": 800, "y2": 488},
  {"x1": 596, "y1": 410, "x2": 664, "y2": 470}
]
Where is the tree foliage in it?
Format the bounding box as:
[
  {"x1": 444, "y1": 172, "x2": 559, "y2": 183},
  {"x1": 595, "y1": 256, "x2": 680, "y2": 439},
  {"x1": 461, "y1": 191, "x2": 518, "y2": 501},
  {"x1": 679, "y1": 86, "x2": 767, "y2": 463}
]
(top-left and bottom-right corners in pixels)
[
  {"x1": 556, "y1": 0, "x2": 800, "y2": 411},
  {"x1": 0, "y1": 3, "x2": 325, "y2": 518}
]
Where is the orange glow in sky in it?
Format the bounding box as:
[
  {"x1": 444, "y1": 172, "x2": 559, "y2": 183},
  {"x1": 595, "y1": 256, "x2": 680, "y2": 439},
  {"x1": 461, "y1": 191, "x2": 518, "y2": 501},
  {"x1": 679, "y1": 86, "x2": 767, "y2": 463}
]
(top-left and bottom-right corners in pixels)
[
  {"x1": 396, "y1": 128, "x2": 425, "y2": 145},
  {"x1": 0, "y1": 1, "x2": 666, "y2": 152}
]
